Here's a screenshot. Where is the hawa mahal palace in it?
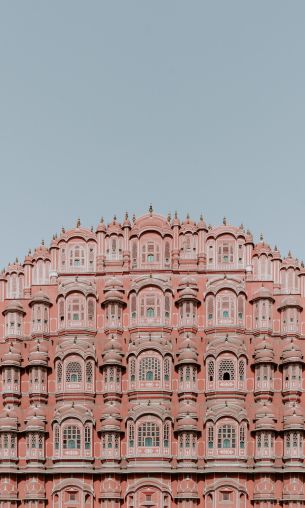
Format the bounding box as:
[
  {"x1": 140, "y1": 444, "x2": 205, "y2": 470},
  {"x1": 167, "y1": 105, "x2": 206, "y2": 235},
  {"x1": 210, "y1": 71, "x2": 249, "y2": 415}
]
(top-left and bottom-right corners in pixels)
[{"x1": 0, "y1": 208, "x2": 304, "y2": 508}]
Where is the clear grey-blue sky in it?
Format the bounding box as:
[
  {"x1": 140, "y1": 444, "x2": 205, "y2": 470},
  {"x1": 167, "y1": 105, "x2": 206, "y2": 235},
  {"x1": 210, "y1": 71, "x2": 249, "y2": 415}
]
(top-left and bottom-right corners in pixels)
[{"x1": 0, "y1": 1, "x2": 304, "y2": 267}]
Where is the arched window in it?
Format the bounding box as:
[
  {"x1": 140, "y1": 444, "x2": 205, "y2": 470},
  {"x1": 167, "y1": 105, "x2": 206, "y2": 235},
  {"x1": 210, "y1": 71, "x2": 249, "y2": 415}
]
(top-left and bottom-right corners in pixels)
[
  {"x1": 69, "y1": 245, "x2": 85, "y2": 269},
  {"x1": 164, "y1": 240, "x2": 171, "y2": 266},
  {"x1": 164, "y1": 293, "x2": 170, "y2": 320},
  {"x1": 85, "y1": 361, "x2": 93, "y2": 384},
  {"x1": 218, "y1": 425, "x2": 236, "y2": 449},
  {"x1": 164, "y1": 422, "x2": 170, "y2": 448},
  {"x1": 57, "y1": 362, "x2": 62, "y2": 384},
  {"x1": 131, "y1": 240, "x2": 138, "y2": 268},
  {"x1": 239, "y1": 359, "x2": 246, "y2": 382},
  {"x1": 218, "y1": 359, "x2": 235, "y2": 381},
  {"x1": 130, "y1": 294, "x2": 137, "y2": 321},
  {"x1": 54, "y1": 425, "x2": 60, "y2": 450},
  {"x1": 164, "y1": 357, "x2": 170, "y2": 382},
  {"x1": 107, "y1": 235, "x2": 123, "y2": 260},
  {"x1": 217, "y1": 240, "x2": 234, "y2": 265},
  {"x1": 63, "y1": 426, "x2": 81, "y2": 449},
  {"x1": 128, "y1": 422, "x2": 135, "y2": 447},
  {"x1": 84, "y1": 425, "x2": 91, "y2": 450},
  {"x1": 217, "y1": 291, "x2": 235, "y2": 324},
  {"x1": 240, "y1": 425, "x2": 245, "y2": 448},
  {"x1": 207, "y1": 242, "x2": 215, "y2": 265},
  {"x1": 87, "y1": 298, "x2": 95, "y2": 325},
  {"x1": 141, "y1": 242, "x2": 161, "y2": 266},
  {"x1": 59, "y1": 299, "x2": 65, "y2": 325},
  {"x1": 181, "y1": 233, "x2": 195, "y2": 258},
  {"x1": 208, "y1": 360, "x2": 215, "y2": 382},
  {"x1": 138, "y1": 422, "x2": 160, "y2": 447},
  {"x1": 66, "y1": 362, "x2": 82, "y2": 383},
  {"x1": 67, "y1": 296, "x2": 85, "y2": 323},
  {"x1": 140, "y1": 292, "x2": 161, "y2": 322},
  {"x1": 208, "y1": 425, "x2": 214, "y2": 448},
  {"x1": 88, "y1": 245, "x2": 95, "y2": 270},
  {"x1": 129, "y1": 357, "x2": 136, "y2": 383},
  {"x1": 139, "y1": 357, "x2": 161, "y2": 381},
  {"x1": 237, "y1": 295, "x2": 244, "y2": 322},
  {"x1": 206, "y1": 296, "x2": 214, "y2": 326}
]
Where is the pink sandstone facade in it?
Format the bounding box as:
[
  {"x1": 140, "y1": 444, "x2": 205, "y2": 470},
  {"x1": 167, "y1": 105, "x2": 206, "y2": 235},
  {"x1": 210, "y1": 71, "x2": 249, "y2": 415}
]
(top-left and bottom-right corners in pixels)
[{"x1": 0, "y1": 210, "x2": 305, "y2": 507}]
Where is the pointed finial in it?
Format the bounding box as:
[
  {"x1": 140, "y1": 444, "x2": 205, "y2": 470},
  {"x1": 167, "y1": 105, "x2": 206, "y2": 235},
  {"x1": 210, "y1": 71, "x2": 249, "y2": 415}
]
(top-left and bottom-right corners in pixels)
[
  {"x1": 90, "y1": 226, "x2": 93, "y2": 232},
  {"x1": 240, "y1": 223, "x2": 244, "y2": 230},
  {"x1": 125, "y1": 211, "x2": 129, "y2": 220},
  {"x1": 149, "y1": 204, "x2": 153, "y2": 214},
  {"x1": 186, "y1": 212, "x2": 190, "y2": 220},
  {"x1": 167, "y1": 211, "x2": 171, "y2": 222},
  {"x1": 274, "y1": 245, "x2": 278, "y2": 251},
  {"x1": 260, "y1": 233, "x2": 263, "y2": 241},
  {"x1": 62, "y1": 226, "x2": 65, "y2": 233},
  {"x1": 200, "y1": 213, "x2": 204, "y2": 221},
  {"x1": 113, "y1": 214, "x2": 117, "y2": 222},
  {"x1": 100, "y1": 216, "x2": 104, "y2": 224},
  {"x1": 132, "y1": 213, "x2": 136, "y2": 223},
  {"x1": 76, "y1": 218, "x2": 81, "y2": 228},
  {"x1": 174, "y1": 210, "x2": 178, "y2": 219},
  {"x1": 223, "y1": 217, "x2": 227, "y2": 225},
  {"x1": 41, "y1": 239, "x2": 44, "y2": 245},
  {"x1": 15, "y1": 257, "x2": 18, "y2": 263},
  {"x1": 28, "y1": 249, "x2": 31, "y2": 255},
  {"x1": 288, "y1": 250, "x2": 292, "y2": 257}
]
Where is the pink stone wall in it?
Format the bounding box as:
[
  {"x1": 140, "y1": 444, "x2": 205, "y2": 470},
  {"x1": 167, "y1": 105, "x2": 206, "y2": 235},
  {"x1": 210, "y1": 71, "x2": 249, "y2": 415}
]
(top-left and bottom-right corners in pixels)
[{"x1": 0, "y1": 212, "x2": 304, "y2": 507}]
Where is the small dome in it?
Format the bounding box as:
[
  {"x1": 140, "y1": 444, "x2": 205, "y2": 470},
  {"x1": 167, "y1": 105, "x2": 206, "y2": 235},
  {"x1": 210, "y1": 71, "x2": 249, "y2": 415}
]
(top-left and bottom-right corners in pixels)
[
  {"x1": 0, "y1": 408, "x2": 18, "y2": 430},
  {"x1": 104, "y1": 402, "x2": 121, "y2": 416},
  {"x1": 171, "y1": 211, "x2": 180, "y2": 227},
  {"x1": 281, "y1": 339, "x2": 303, "y2": 364},
  {"x1": 104, "y1": 277, "x2": 124, "y2": 290},
  {"x1": 284, "y1": 404, "x2": 304, "y2": 430},
  {"x1": 176, "y1": 415, "x2": 198, "y2": 431},
  {"x1": 2, "y1": 346, "x2": 22, "y2": 366},
  {"x1": 177, "y1": 347, "x2": 198, "y2": 364},
  {"x1": 28, "y1": 342, "x2": 48, "y2": 366},
  {"x1": 250, "y1": 285, "x2": 275, "y2": 302},
  {"x1": 253, "y1": 337, "x2": 274, "y2": 363},
  {"x1": 102, "y1": 349, "x2": 123, "y2": 365},
  {"x1": 197, "y1": 214, "x2": 207, "y2": 230},
  {"x1": 2, "y1": 301, "x2": 25, "y2": 316},
  {"x1": 24, "y1": 405, "x2": 46, "y2": 430},
  {"x1": 176, "y1": 287, "x2": 199, "y2": 304},
  {"x1": 278, "y1": 296, "x2": 303, "y2": 311},
  {"x1": 96, "y1": 217, "x2": 106, "y2": 233},
  {"x1": 178, "y1": 399, "x2": 198, "y2": 417},
  {"x1": 253, "y1": 241, "x2": 272, "y2": 256},
  {"x1": 100, "y1": 415, "x2": 121, "y2": 431},
  {"x1": 103, "y1": 335, "x2": 122, "y2": 352},
  {"x1": 29, "y1": 290, "x2": 52, "y2": 307},
  {"x1": 255, "y1": 404, "x2": 276, "y2": 430},
  {"x1": 103, "y1": 290, "x2": 124, "y2": 303}
]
